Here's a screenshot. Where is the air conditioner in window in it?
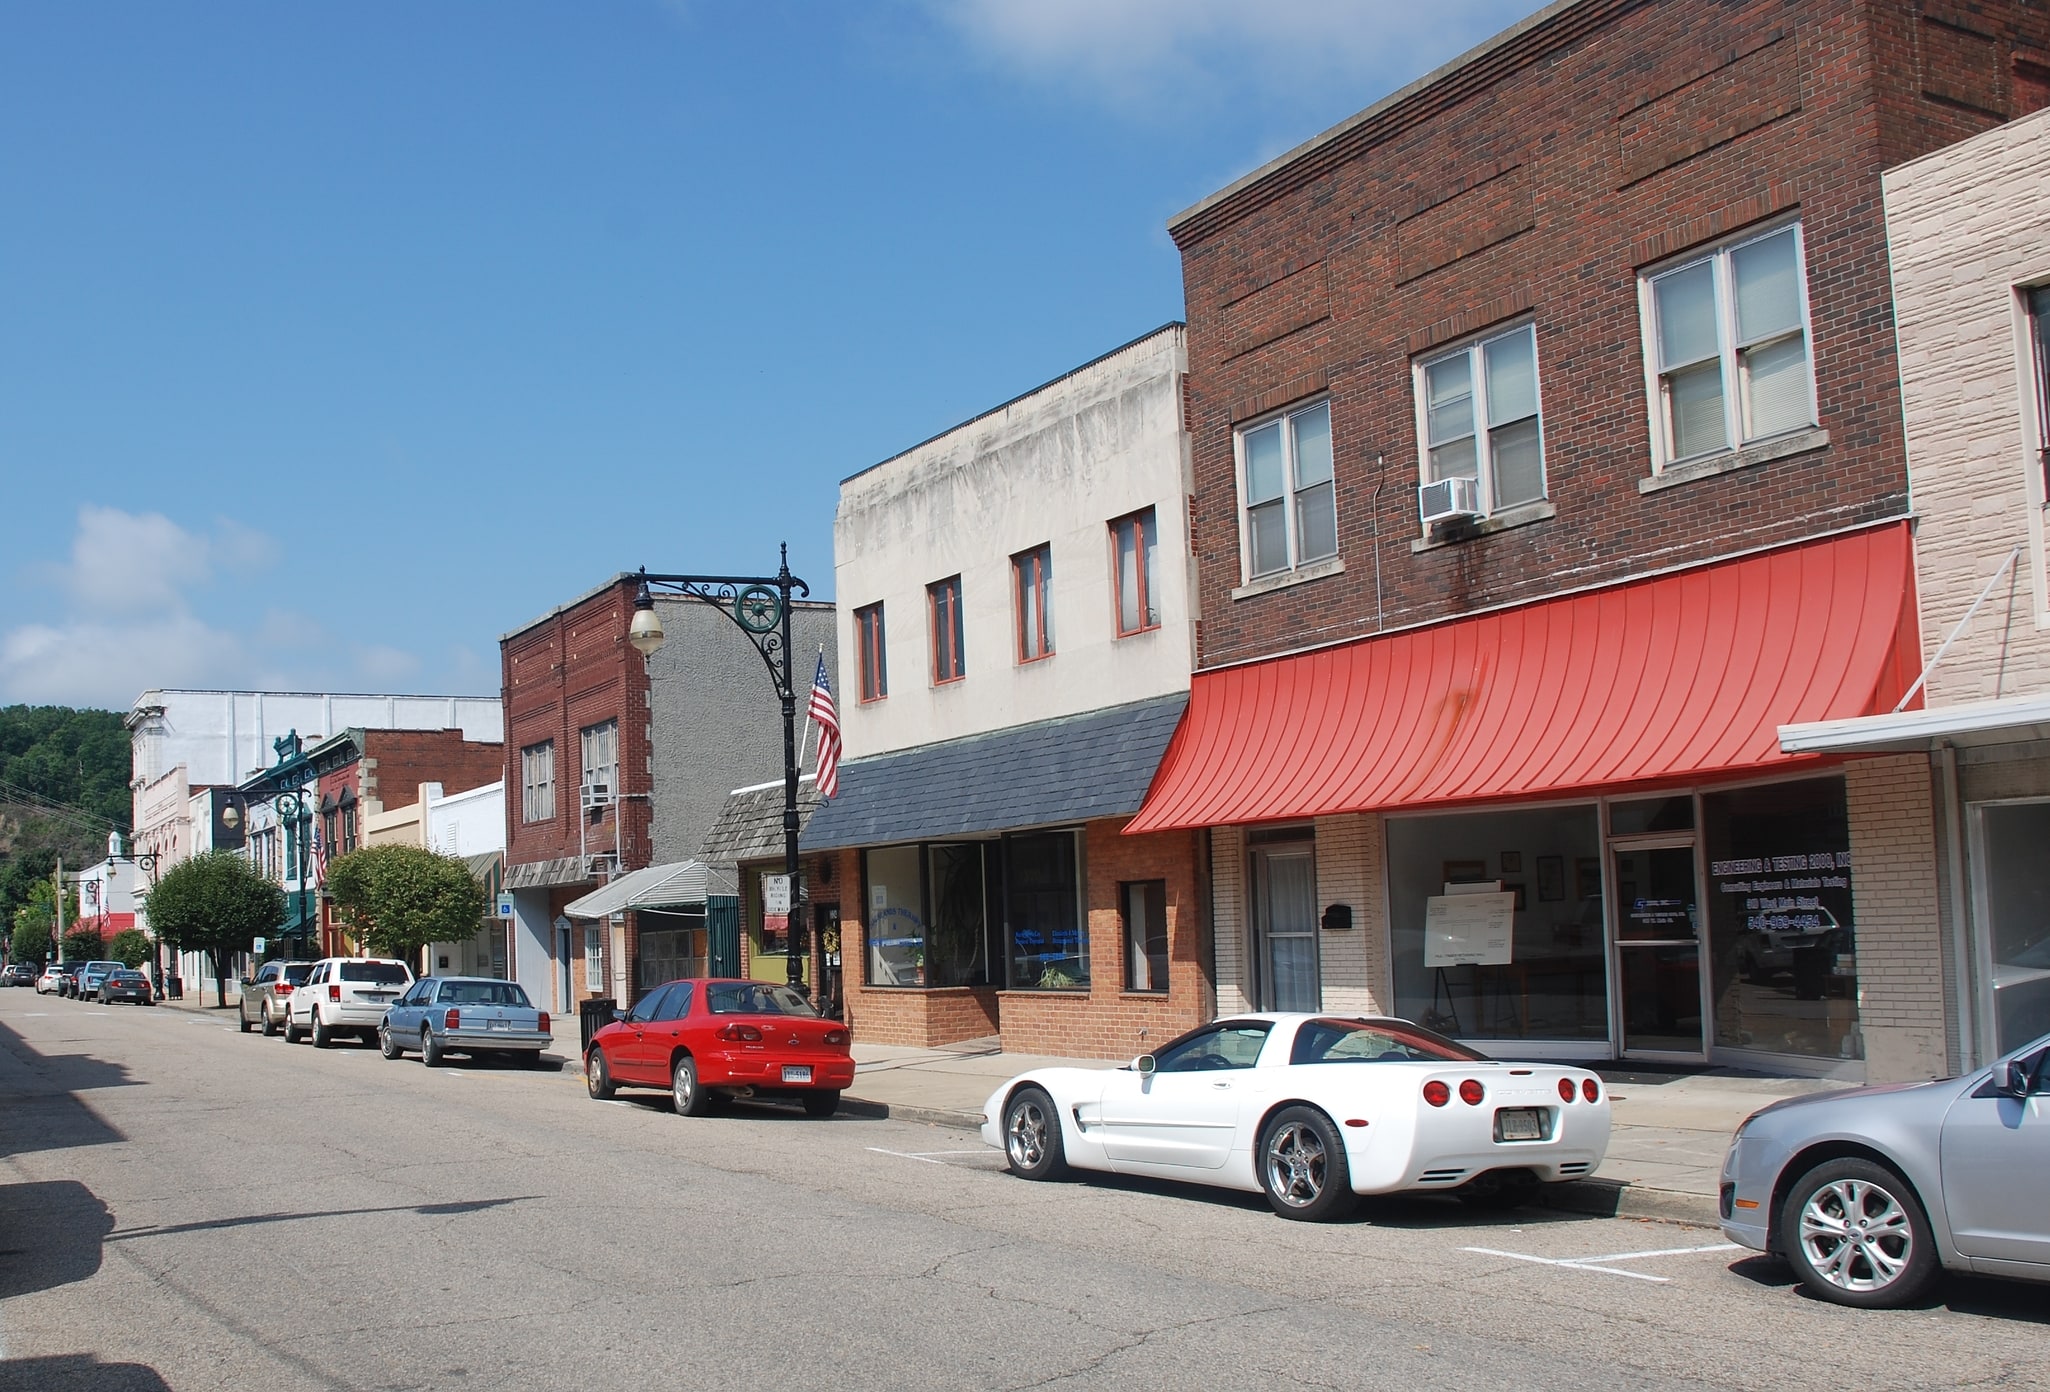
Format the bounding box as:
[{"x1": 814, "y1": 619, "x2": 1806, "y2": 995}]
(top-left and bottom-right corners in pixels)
[{"x1": 1418, "y1": 476, "x2": 1482, "y2": 527}]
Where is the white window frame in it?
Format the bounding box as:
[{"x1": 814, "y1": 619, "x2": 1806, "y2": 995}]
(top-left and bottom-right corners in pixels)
[
  {"x1": 2026, "y1": 284, "x2": 2050, "y2": 491},
  {"x1": 1411, "y1": 321, "x2": 1548, "y2": 517},
  {"x1": 1233, "y1": 399, "x2": 1338, "y2": 582},
  {"x1": 580, "y1": 721, "x2": 618, "y2": 805},
  {"x1": 520, "y1": 740, "x2": 554, "y2": 824},
  {"x1": 583, "y1": 925, "x2": 603, "y2": 992},
  {"x1": 1639, "y1": 218, "x2": 1819, "y2": 473}
]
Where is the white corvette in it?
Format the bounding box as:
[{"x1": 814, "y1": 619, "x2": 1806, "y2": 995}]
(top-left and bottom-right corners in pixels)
[{"x1": 980, "y1": 1013, "x2": 1611, "y2": 1220}]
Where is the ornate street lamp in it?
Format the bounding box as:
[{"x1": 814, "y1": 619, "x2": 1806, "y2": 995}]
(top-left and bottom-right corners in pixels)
[{"x1": 628, "y1": 546, "x2": 811, "y2": 991}]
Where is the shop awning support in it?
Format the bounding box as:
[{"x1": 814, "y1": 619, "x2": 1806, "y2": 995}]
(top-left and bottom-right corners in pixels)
[{"x1": 1894, "y1": 545, "x2": 2023, "y2": 713}]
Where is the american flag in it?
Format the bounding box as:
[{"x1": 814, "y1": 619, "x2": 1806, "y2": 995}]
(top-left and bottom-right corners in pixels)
[
  {"x1": 806, "y1": 652, "x2": 841, "y2": 799},
  {"x1": 311, "y1": 826, "x2": 328, "y2": 887}
]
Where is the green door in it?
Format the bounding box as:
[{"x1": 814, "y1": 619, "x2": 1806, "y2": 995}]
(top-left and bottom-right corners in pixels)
[{"x1": 708, "y1": 895, "x2": 740, "y2": 978}]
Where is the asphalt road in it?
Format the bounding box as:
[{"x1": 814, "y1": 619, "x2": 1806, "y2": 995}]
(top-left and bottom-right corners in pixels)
[{"x1": 0, "y1": 989, "x2": 2045, "y2": 1392}]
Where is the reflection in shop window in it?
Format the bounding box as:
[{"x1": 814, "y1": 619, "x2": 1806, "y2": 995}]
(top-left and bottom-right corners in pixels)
[
  {"x1": 860, "y1": 842, "x2": 990, "y2": 989},
  {"x1": 1386, "y1": 807, "x2": 1607, "y2": 1042},
  {"x1": 1976, "y1": 800, "x2": 2050, "y2": 1056},
  {"x1": 1702, "y1": 777, "x2": 1858, "y2": 1062},
  {"x1": 1006, "y1": 830, "x2": 1087, "y2": 990}
]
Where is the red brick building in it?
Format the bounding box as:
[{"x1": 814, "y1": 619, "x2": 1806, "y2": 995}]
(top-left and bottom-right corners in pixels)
[{"x1": 1128, "y1": 0, "x2": 2050, "y2": 1081}]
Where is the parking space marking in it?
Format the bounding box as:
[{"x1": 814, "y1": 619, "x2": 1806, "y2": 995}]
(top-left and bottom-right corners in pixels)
[
  {"x1": 867, "y1": 1147, "x2": 997, "y2": 1166},
  {"x1": 1462, "y1": 1241, "x2": 1741, "y2": 1284}
]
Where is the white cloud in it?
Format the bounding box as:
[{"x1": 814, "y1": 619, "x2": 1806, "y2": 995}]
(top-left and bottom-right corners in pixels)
[
  {"x1": 919, "y1": 0, "x2": 1543, "y2": 117},
  {"x1": 0, "y1": 507, "x2": 439, "y2": 709}
]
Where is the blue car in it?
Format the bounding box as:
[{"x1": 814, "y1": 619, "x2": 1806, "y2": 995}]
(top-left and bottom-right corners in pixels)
[{"x1": 378, "y1": 976, "x2": 552, "y2": 1067}]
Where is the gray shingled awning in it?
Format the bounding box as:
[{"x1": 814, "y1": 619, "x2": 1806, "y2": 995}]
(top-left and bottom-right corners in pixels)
[
  {"x1": 561, "y1": 860, "x2": 737, "y2": 919},
  {"x1": 699, "y1": 777, "x2": 823, "y2": 866},
  {"x1": 800, "y1": 693, "x2": 1188, "y2": 852}
]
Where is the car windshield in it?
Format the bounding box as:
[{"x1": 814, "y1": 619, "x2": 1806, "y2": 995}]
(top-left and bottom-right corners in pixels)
[
  {"x1": 437, "y1": 981, "x2": 532, "y2": 1007},
  {"x1": 1290, "y1": 1018, "x2": 1487, "y2": 1066},
  {"x1": 112, "y1": 972, "x2": 145, "y2": 982},
  {"x1": 280, "y1": 964, "x2": 314, "y2": 986},
  {"x1": 339, "y1": 962, "x2": 410, "y2": 985},
  {"x1": 704, "y1": 982, "x2": 819, "y2": 1017}
]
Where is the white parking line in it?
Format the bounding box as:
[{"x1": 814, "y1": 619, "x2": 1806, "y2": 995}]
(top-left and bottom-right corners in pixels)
[
  {"x1": 866, "y1": 1147, "x2": 993, "y2": 1165},
  {"x1": 1463, "y1": 1242, "x2": 1741, "y2": 1284}
]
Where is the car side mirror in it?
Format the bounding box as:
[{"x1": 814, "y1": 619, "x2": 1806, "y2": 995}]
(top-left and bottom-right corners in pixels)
[
  {"x1": 611, "y1": 1009, "x2": 627, "y2": 1025},
  {"x1": 1134, "y1": 1054, "x2": 1156, "y2": 1076}
]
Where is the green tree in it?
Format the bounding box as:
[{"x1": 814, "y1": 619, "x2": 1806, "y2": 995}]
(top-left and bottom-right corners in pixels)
[
  {"x1": 11, "y1": 878, "x2": 78, "y2": 955},
  {"x1": 0, "y1": 704, "x2": 133, "y2": 931},
  {"x1": 10, "y1": 918, "x2": 50, "y2": 966},
  {"x1": 147, "y1": 851, "x2": 285, "y2": 1008},
  {"x1": 62, "y1": 927, "x2": 104, "y2": 961},
  {"x1": 108, "y1": 928, "x2": 153, "y2": 970},
  {"x1": 325, "y1": 844, "x2": 485, "y2": 965}
]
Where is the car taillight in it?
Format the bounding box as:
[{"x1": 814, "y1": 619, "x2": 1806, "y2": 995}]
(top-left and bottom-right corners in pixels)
[
  {"x1": 1557, "y1": 1078, "x2": 1575, "y2": 1102},
  {"x1": 1423, "y1": 1080, "x2": 1450, "y2": 1107},
  {"x1": 445, "y1": 1009, "x2": 461, "y2": 1030},
  {"x1": 538, "y1": 1012, "x2": 550, "y2": 1035},
  {"x1": 717, "y1": 1023, "x2": 763, "y2": 1042},
  {"x1": 328, "y1": 984, "x2": 341, "y2": 1002},
  {"x1": 1459, "y1": 1079, "x2": 1486, "y2": 1106},
  {"x1": 1582, "y1": 1077, "x2": 1600, "y2": 1103},
  {"x1": 823, "y1": 1029, "x2": 848, "y2": 1046}
]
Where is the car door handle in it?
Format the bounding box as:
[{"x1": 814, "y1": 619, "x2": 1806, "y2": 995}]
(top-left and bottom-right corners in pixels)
[{"x1": 1211, "y1": 1081, "x2": 1232, "y2": 1090}]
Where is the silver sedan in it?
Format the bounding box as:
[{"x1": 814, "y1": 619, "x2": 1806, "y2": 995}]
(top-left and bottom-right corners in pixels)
[
  {"x1": 1720, "y1": 1032, "x2": 2050, "y2": 1307},
  {"x1": 378, "y1": 976, "x2": 552, "y2": 1067}
]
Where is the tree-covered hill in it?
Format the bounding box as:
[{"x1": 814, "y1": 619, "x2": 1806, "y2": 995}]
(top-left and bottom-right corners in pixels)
[{"x1": 0, "y1": 706, "x2": 132, "y2": 948}]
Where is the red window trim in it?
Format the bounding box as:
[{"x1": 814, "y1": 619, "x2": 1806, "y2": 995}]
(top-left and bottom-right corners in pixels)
[
  {"x1": 1111, "y1": 509, "x2": 1160, "y2": 639},
  {"x1": 1013, "y1": 545, "x2": 1054, "y2": 664},
  {"x1": 928, "y1": 576, "x2": 965, "y2": 685},
  {"x1": 856, "y1": 602, "x2": 888, "y2": 703}
]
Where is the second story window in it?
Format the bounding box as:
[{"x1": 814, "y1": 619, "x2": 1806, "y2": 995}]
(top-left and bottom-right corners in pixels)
[
  {"x1": 2029, "y1": 285, "x2": 2050, "y2": 493},
  {"x1": 928, "y1": 576, "x2": 965, "y2": 684},
  {"x1": 1417, "y1": 323, "x2": 1545, "y2": 515},
  {"x1": 1643, "y1": 221, "x2": 1815, "y2": 469},
  {"x1": 1111, "y1": 508, "x2": 1160, "y2": 636},
  {"x1": 1014, "y1": 544, "x2": 1054, "y2": 662},
  {"x1": 856, "y1": 602, "x2": 887, "y2": 702},
  {"x1": 521, "y1": 740, "x2": 555, "y2": 823},
  {"x1": 1237, "y1": 400, "x2": 1336, "y2": 580},
  {"x1": 580, "y1": 721, "x2": 617, "y2": 806}
]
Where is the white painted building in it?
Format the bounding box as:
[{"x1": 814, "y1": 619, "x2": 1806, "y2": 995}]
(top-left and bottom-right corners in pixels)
[{"x1": 365, "y1": 780, "x2": 510, "y2": 979}]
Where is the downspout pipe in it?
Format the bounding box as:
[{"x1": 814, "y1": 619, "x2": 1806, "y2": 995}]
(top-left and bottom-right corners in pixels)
[{"x1": 1938, "y1": 742, "x2": 1976, "y2": 1070}]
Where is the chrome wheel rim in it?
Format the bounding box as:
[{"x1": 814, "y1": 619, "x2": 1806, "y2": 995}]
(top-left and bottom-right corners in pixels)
[
  {"x1": 1264, "y1": 1120, "x2": 1327, "y2": 1208},
  {"x1": 586, "y1": 1055, "x2": 604, "y2": 1094},
  {"x1": 1006, "y1": 1098, "x2": 1049, "y2": 1170},
  {"x1": 673, "y1": 1063, "x2": 694, "y2": 1110},
  {"x1": 1799, "y1": 1178, "x2": 1914, "y2": 1292}
]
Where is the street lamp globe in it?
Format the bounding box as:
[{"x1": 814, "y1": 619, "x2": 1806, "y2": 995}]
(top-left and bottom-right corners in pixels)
[{"x1": 628, "y1": 576, "x2": 666, "y2": 657}]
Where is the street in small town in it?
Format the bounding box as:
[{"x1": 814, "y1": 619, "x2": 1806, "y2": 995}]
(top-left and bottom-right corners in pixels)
[{"x1": 2, "y1": 989, "x2": 2047, "y2": 1392}]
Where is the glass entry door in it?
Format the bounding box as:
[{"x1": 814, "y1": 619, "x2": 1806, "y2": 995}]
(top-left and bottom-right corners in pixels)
[
  {"x1": 1610, "y1": 840, "x2": 1705, "y2": 1057},
  {"x1": 1251, "y1": 844, "x2": 1321, "y2": 1012}
]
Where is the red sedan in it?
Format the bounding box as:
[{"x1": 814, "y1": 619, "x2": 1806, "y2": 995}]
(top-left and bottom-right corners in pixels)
[{"x1": 584, "y1": 978, "x2": 854, "y2": 1117}]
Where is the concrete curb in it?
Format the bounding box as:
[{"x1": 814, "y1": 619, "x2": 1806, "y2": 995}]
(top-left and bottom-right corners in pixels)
[{"x1": 839, "y1": 1096, "x2": 986, "y2": 1131}]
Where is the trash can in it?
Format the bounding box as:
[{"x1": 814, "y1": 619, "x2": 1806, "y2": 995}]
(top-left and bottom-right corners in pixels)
[
  {"x1": 578, "y1": 997, "x2": 617, "y2": 1054},
  {"x1": 166, "y1": 975, "x2": 184, "y2": 1001}
]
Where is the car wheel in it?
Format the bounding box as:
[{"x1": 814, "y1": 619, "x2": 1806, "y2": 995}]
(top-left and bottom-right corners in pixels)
[
  {"x1": 671, "y1": 1055, "x2": 712, "y2": 1116},
  {"x1": 311, "y1": 1010, "x2": 333, "y2": 1048},
  {"x1": 284, "y1": 1011, "x2": 305, "y2": 1044},
  {"x1": 261, "y1": 1005, "x2": 280, "y2": 1037},
  {"x1": 378, "y1": 1024, "x2": 402, "y2": 1060},
  {"x1": 421, "y1": 1028, "x2": 444, "y2": 1068},
  {"x1": 585, "y1": 1048, "x2": 615, "y2": 1099},
  {"x1": 1259, "y1": 1106, "x2": 1356, "y2": 1222},
  {"x1": 1782, "y1": 1157, "x2": 1938, "y2": 1308},
  {"x1": 801, "y1": 1090, "x2": 840, "y2": 1119},
  {"x1": 239, "y1": 1009, "x2": 253, "y2": 1034},
  {"x1": 1002, "y1": 1085, "x2": 1068, "y2": 1181}
]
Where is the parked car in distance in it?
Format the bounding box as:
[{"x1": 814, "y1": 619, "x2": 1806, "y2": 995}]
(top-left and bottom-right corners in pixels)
[
  {"x1": 1721, "y1": 1030, "x2": 2050, "y2": 1308},
  {"x1": 36, "y1": 963, "x2": 69, "y2": 994},
  {"x1": 286, "y1": 957, "x2": 414, "y2": 1047},
  {"x1": 99, "y1": 969, "x2": 154, "y2": 1006},
  {"x1": 239, "y1": 960, "x2": 315, "y2": 1035},
  {"x1": 584, "y1": 978, "x2": 853, "y2": 1117},
  {"x1": 379, "y1": 976, "x2": 551, "y2": 1067},
  {"x1": 3, "y1": 963, "x2": 39, "y2": 987},
  {"x1": 982, "y1": 1014, "x2": 1612, "y2": 1222},
  {"x1": 46, "y1": 963, "x2": 83, "y2": 997},
  {"x1": 73, "y1": 961, "x2": 124, "y2": 1001}
]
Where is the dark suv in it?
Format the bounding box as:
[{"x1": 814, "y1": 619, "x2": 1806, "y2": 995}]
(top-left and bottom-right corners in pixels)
[{"x1": 239, "y1": 960, "x2": 316, "y2": 1035}]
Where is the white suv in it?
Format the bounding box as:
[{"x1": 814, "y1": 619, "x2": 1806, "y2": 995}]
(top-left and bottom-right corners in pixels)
[{"x1": 286, "y1": 957, "x2": 414, "y2": 1048}]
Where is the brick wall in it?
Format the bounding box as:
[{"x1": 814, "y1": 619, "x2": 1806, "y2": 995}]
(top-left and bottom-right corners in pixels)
[
  {"x1": 358, "y1": 730, "x2": 503, "y2": 814},
  {"x1": 1171, "y1": 0, "x2": 2050, "y2": 673},
  {"x1": 1846, "y1": 755, "x2": 1948, "y2": 1080},
  {"x1": 1883, "y1": 105, "x2": 2050, "y2": 705}
]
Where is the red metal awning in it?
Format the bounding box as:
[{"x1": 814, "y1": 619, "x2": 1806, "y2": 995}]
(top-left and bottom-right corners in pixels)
[{"x1": 1126, "y1": 522, "x2": 1919, "y2": 833}]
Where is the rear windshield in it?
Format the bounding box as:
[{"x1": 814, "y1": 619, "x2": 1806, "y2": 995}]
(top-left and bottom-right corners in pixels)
[
  {"x1": 1290, "y1": 1018, "x2": 1487, "y2": 1066},
  {"x1": 282, "y1": 964, "x2": 314, "y2": 986},
  {"x1": 339, "y1": 961, "x2": 411, "y2": 985},
  {"x1": 705, "y1": 982, "x2": 819, "y2": 1018},
  {"x1": 436, "y1": 981, "x2": 532, "y2": 1008},
  {"x1": 111, "y1": 972, "x2": 146, "y2": 983}
]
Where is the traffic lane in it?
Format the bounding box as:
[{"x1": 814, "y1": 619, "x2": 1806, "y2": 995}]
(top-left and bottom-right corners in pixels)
[
  {"x1": 0, "y1": 995, "x2": 1712, "y2": 1392},
  {"x1": 4, "y1": 996, "x2": 2049, "y2": 1392}
]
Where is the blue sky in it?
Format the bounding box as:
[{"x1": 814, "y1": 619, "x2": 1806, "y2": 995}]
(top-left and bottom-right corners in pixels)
[{"x1": 0, "y1": 0, "x2": 1540, "y2": 709}]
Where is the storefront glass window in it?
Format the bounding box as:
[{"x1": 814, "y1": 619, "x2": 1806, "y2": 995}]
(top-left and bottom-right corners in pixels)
[
  {"x1": 1977, "y1": 801, "x2": 2050, "y2": 1055},
  {"x1": 1702, "y1": 777, "x2": 1859, "y2": 1061},
  {"x1": 864, "y1": 845, "x2": 925, "y2": 986},
  {"x1": 1609, "y1": 795, "x2": 1694, "y2": 836},
  {"x1": 926, "y1": 844, "x2": 989, "y2": 987},
  {"x1": 1005, "y1": 830, "x2": 1087, "y2": 989},
  {"x1": 1387, "y1": 807, "x2": 1606, "y2": 1041},
  {"x1": 860, "y1": 843, "x2": 993, "y2": 989}
]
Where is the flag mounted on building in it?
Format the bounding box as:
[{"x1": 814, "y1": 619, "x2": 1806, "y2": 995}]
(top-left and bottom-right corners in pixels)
[
  {"x1": 311, "y1": 826, "x2": 328, "y2": 887},
  {"x1": 806, "y1": 652, "x2": 841, "y2": 799}
]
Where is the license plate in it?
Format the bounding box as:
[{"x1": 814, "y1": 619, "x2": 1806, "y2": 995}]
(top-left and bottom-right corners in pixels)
[
  {"x1": 1496, "y1": 1108, "x2": 1546, "y2": 1142},
  {"x1": 781, "y1": 1065, "x2": 813, "y2": 1083},
  {"x1": 487, "y1": 1018, "x2": 510, "y2": 1031}
]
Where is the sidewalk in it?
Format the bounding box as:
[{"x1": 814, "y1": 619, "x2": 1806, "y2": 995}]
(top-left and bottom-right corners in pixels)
[{"x1": 843, "y1": 1039, "x2": 1847, "y2": 1227}]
